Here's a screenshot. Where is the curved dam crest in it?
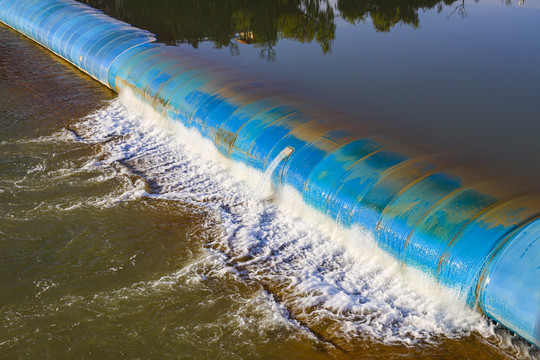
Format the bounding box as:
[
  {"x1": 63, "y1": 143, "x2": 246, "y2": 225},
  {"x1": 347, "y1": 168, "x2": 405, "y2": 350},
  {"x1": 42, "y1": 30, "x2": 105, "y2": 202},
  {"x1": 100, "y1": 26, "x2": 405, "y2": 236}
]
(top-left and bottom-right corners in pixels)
[{"x1": 1, "y1": 0, "x2": 538, "y2": 347}]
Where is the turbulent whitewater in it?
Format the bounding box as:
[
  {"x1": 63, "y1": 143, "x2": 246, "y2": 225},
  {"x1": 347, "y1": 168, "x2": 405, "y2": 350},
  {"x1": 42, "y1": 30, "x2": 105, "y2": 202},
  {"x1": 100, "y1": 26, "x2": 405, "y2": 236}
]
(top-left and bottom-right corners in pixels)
[{"x1": 55, "y1": 92, "x2": 533, "y2": 355}]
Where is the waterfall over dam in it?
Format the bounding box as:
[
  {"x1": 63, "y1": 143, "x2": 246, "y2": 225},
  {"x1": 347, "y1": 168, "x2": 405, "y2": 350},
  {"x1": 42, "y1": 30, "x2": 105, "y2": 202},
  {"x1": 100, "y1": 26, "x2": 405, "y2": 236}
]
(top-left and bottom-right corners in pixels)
[{"x1": 1, "y1": 0, "x2": 538, "y2": 347}]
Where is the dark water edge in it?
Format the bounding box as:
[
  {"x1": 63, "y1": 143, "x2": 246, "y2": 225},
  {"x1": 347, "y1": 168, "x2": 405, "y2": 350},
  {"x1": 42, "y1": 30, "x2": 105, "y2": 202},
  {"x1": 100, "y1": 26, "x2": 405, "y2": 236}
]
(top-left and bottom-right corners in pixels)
[{"x1": 0, "y1": 21, "x2": 538, "y2": 360}]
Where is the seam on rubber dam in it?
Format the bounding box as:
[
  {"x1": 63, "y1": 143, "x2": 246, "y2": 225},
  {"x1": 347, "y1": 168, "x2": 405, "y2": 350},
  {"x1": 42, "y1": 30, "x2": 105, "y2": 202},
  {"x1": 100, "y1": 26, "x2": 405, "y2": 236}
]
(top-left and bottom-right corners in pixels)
[{"x1": 1, "y1": 0, "x2": 538, "y2": 347}]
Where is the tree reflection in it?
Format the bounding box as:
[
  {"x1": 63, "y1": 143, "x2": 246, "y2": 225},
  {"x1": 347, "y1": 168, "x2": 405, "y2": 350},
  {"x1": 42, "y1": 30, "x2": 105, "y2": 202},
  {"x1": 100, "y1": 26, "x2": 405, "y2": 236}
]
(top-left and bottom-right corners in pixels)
[
  {"x1": 80, "y1": 0, "x2": 460, "y2": 58},
  {"x1": 338, "y1": 0, "x2": 458, "y2": 32},
  {"x1": 446, "y1": 0, "x2": 468, "y2": 19}
]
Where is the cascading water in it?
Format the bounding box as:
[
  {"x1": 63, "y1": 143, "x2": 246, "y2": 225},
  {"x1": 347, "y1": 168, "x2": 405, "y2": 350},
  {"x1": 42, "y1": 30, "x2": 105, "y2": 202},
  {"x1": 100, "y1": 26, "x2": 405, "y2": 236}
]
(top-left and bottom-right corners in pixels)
[
  {"x1": 0, "y1": 0, "x2": 538, "y2": 349},
  {"x1": 255, "y1": 146, "x2": 294, "y2": 198}
]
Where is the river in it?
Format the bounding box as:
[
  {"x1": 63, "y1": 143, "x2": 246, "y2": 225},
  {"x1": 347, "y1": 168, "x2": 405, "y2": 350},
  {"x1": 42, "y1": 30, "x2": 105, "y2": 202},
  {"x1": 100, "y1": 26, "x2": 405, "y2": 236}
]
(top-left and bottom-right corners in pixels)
[{"x1": 1, "y1": 0, "x2": 539, "y2": 358}]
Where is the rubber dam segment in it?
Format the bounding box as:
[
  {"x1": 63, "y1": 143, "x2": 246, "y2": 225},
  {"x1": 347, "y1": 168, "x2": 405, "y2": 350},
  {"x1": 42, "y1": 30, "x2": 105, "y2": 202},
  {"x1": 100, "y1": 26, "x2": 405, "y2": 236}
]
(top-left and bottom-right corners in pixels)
[{"x1": 1, "y1": 0, "x2": 538, "y2": 347}]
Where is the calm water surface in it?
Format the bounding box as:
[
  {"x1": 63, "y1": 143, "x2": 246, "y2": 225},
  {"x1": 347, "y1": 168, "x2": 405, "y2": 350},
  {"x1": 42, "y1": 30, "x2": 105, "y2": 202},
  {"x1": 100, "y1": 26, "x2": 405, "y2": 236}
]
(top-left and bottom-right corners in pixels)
[
  {"x1": 1, "y1": 0, "x2": 540, "y2": 358},
  {"x1": 82, "y1": 0, "x2": 540, "y2": 189}
]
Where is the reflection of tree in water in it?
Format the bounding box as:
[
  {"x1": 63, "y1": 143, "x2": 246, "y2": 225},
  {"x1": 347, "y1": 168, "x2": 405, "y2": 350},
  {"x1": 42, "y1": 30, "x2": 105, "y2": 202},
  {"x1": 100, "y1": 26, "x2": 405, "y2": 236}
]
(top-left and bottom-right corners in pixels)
[
  {"x1": 81, "y1": 0, "x2": 335, "y2": 59},
  {"x1": 446, "y1": 0, "x2": 468, "y2": 20},
  {"x1": 81, "y1": 0, "x2": 464, "y2": 57},
  {"x1": 338, "y1": 0, "x2": 458, "y2": 32}
]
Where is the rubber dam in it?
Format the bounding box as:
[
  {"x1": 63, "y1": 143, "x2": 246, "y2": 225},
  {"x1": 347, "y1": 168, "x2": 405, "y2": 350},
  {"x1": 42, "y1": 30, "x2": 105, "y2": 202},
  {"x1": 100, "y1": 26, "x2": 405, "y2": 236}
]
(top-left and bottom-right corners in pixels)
[{"x1": 1, "y1": 0, "x2": 538, "y2": 347}]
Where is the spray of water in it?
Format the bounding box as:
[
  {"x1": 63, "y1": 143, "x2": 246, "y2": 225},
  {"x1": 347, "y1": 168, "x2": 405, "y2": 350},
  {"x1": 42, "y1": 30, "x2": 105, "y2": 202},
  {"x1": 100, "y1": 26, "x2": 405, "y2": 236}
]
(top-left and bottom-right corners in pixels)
[
  {"x1": 41, "y1": 89, "x2": 538, "y2": 357},
  {"x1": 255, "y1": 146, "x2": 294, "y2": 198}
]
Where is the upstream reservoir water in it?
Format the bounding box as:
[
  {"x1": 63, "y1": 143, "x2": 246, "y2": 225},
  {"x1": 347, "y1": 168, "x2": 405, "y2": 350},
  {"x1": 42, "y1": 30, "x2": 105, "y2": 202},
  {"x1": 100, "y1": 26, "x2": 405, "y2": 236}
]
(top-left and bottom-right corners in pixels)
[{"x1": 1, "y1": 0, "x2": 540, "y2": 359}]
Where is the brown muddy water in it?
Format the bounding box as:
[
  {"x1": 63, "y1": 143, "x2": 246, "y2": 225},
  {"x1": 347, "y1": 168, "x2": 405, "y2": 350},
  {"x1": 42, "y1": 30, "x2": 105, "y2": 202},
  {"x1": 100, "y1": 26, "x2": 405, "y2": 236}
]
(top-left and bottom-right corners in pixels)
[{"x1": 1, "y1": 0, "x2": 540, "y2": 358}]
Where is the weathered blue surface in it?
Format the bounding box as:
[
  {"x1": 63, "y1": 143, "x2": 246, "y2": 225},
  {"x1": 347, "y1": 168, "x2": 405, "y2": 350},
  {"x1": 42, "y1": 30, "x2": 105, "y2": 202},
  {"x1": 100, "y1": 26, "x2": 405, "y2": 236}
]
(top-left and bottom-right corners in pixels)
[
  {"x1": 1, "y1": 0, "x2": 538, "y2": 347},
  {"x1": 480, "y1": 219, "x2": 540, "y2": 345}
]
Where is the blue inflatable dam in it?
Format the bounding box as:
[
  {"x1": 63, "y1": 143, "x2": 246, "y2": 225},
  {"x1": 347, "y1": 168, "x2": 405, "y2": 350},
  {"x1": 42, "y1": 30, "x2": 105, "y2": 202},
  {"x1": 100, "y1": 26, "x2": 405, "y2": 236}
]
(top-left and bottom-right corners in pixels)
[{"x1": 1, "y1": 0, "x2": 538, "y2": 347}]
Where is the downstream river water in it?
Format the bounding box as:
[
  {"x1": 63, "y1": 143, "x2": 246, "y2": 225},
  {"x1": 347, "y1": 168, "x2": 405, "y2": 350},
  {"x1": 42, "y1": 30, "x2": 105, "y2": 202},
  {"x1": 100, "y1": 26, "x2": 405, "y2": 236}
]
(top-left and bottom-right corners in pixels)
[{"x1": 1, "y1": 0, "x2": 539, "y2": 358}]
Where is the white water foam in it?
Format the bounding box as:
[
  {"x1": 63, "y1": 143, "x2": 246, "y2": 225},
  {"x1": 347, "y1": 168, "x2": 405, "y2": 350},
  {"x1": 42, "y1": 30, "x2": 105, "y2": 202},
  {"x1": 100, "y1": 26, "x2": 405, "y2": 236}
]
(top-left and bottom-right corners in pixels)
[
  {"x1": 255, "y1": 146, "x2": 293, "y2": 198},
  {"x1": 54, "y1": 90, "x2": 537, "y2": 356}
]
